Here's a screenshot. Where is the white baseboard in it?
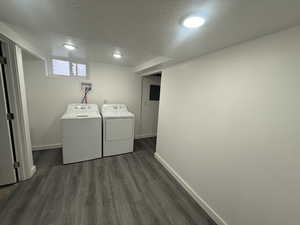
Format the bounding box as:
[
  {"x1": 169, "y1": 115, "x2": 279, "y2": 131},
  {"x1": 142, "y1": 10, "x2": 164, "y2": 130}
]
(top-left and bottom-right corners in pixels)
[
  {"x1": 31, "y1": 165, "x2": 36, "y2": 176},
  {"x1": 154, "y1": 153, "x2": 228, "y2": 225},
  {"x1": 20, "y1": 165, "x2": 37, "y2": 181},
  {"x1": 135, "y1": 133, "x2": 156, "y2": 139},
  {"x1": 32, "y1": 143, "x2": 62, "y2": 151}
]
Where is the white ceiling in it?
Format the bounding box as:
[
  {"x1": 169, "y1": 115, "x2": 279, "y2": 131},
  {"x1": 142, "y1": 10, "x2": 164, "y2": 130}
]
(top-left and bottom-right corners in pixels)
[{"x1": 1, "y1": 0, "x2": 300, "y2": 67}]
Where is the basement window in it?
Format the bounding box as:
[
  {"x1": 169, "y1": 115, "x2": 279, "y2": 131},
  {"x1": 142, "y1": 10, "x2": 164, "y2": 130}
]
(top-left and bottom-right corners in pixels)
[{"x1": 51, "y1": 59, "x2": 87, "y2": 77}]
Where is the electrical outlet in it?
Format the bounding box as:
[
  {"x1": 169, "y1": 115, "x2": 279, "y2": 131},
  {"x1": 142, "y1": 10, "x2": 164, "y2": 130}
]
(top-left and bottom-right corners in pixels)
[{"x1": 81, "y1": 82, "x2": 92, "y2": 91}]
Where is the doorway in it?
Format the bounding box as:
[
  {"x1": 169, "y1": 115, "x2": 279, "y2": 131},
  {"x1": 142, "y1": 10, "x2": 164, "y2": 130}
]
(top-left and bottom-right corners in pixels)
[{"x1": 140, "y1": 72, "x2": 161, "y2": 152}]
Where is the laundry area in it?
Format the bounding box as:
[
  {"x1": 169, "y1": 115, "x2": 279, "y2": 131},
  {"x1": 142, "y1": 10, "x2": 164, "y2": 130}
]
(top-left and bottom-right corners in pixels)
[{"x1": 1, "y1": 1, "x2": 300, "y2": 225}]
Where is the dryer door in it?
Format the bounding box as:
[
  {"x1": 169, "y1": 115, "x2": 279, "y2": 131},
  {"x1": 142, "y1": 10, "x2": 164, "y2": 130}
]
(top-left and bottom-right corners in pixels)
[{"x1": 106, "y1": 118, "x2": 134, "y2": 141}]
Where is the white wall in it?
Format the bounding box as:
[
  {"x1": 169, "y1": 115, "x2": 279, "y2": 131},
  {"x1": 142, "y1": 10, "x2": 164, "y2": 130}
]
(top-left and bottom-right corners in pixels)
[
  {"x1": 140, "y1": 75, "x2": 161, "y2": 138},
  {"x1": 156, "y1": 26, "x2": 300, "y2": 225},
  {"x1": 23, "y1": 59, "x2": 142, "y2": 149}
]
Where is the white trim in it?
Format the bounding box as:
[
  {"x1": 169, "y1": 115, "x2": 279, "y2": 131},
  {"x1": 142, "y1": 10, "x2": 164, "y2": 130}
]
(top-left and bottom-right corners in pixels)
[
  {"x1": 139, "y1": 69, "x2": 162, "y2": 77},
  {"x1": 32, "y1": 143, "x2": 62, "y2": 151},
  {"x1": 154, "y1": 153, "x2": 229, "y2": 225},
  {"x1": 30, "y1": 165, "x2": 36, "y2": 177},
  {"x1": 2, "y1": 40, "x2": 36, "y2": 181},
  {"x1": 135, "y1": 133, "x2": 156, "y2": 139},
  {"x1": 135, "y1": 57, "x2": 172, "y2": 74}
]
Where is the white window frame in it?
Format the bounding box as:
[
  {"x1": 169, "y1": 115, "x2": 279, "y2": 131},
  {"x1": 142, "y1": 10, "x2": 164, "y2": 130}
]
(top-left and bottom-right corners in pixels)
[{"x1": 48, "y1": 57, "x2": 89, "y2": 79}]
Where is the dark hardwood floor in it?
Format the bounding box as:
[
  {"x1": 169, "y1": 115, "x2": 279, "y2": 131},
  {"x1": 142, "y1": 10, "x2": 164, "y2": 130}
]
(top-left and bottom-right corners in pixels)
[{"x1": 0, "y1": 138, "x2": 216, "y2": 225}]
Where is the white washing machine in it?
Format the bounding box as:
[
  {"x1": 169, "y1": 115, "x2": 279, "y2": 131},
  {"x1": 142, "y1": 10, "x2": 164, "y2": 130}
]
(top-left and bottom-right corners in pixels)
[
  {"x1": 61, "y1": 104, "x2": 102, "y2": 164},
  {"x1": 101, "y1": 104, "x2": 135, "y2": 156}
]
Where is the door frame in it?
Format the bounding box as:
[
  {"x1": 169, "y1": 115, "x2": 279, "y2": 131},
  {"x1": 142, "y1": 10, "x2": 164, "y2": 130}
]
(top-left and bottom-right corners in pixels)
[
  {"x1": 0, "y1": 34, "x2": 35, "y2": 181},
  {"x1": 139, "y1": 72, "x2": 162, "y2": 139}
]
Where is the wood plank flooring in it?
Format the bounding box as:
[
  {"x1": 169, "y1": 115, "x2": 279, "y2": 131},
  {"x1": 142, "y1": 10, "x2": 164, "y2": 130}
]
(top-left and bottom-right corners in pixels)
[{"x1": 0, "y1": 138, "x2": 216, "y2": 225}]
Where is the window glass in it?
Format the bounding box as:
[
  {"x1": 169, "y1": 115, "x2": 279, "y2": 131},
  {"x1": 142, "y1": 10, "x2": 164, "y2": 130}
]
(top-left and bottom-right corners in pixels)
[
  {"x1": 77, "y1": 64, "x2": 87, "y2": 77},
  {"x1": 51, "y1": 59, "x2": 87, "y2": 77},
  {"x1": 52, "y1": 59, "x2": 70, "y2": 76}
]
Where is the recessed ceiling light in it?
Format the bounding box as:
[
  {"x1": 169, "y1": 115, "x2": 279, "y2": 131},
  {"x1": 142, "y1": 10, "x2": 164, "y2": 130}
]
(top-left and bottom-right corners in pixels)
[
  {"x1": 182, "y1": 16, "x2": 205, "y2": 29},
  {"x1": 63, "y1": 43, "x2": 76, "y2": 50},
  {"x1": 113, "y1": 51, "x2": 122, "y2": 59}
]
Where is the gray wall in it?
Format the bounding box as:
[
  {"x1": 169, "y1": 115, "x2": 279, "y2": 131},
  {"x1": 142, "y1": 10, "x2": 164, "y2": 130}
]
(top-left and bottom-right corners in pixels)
[
  {"x1": 23, "y1": 59, "x2": 142, "y2": 149},
  {"x1": 156, "y1": 26, "x2": 300, "y2": 225}
]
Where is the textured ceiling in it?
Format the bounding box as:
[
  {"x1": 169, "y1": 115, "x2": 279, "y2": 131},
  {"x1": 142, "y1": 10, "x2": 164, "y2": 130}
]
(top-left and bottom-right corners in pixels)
[{"x1": 0, "y1": 0, "x2": 300, "y2": 67}]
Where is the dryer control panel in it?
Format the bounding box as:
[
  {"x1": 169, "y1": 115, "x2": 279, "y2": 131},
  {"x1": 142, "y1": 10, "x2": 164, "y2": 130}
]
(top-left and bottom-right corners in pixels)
[{"x1": 101, "y1": 104, "x2": 128, "y2": 113}]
